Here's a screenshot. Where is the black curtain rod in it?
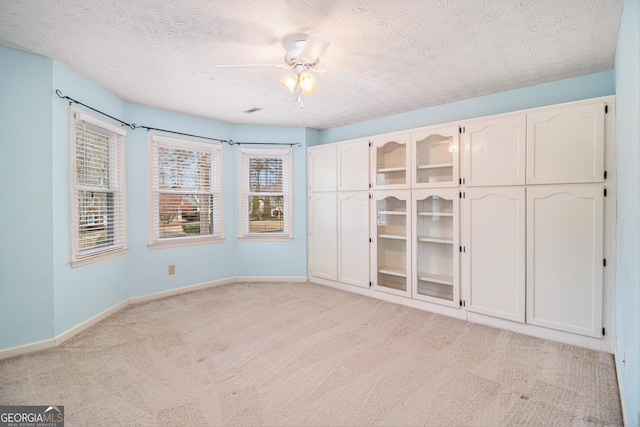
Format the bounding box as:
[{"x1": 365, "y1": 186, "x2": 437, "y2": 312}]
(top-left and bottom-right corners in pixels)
[
  {"x1": 55, "y1": 90, "x2": 301, "y2": 147},
  {"x1": 56, "y1": 90, "x2": 136, "y2": 130},
  {"x1": 230, "y1": 141, "x2": 302, "y2": 147},
  {"x1": 138, "y1": 126, "x2": 227, "y2": 143}
]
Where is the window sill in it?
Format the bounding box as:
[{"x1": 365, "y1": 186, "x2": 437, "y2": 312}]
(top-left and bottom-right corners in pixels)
[
  {"x1": 148, "y1": 236, "x2": 224, "y2": 249},
  {"x1": 71, "y1": 247, "x2": 127, "y2": 268},
  {"x1": 238, "y1": 235, "x2": 293, "y2": 242}
]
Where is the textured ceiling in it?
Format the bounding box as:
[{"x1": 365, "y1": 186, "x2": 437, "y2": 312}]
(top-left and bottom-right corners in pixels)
[{"x1": 0, "y1": 0, "x2": 624, "y2": 130}]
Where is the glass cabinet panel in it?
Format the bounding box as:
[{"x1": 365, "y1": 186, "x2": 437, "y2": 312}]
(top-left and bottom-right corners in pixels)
[
  {"x1": 411, "y1": 126, "x2": 459, "y2": 188},
  {"x1": 412, "y1": 189, "x2": 459, "y2": 306},
  {"x1": 372, "y1": 192, "x2": 411, "y2": 296},
  {"x1": 371, "y1": 134, "x2": 411, "y2": 189}
]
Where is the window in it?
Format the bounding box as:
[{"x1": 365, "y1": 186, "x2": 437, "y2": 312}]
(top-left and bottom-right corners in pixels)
[
  {"x1": 70, "y1": 109, "x2": 127, "y2": 266},
  {"x1": 149, "y1": 133, "x2": 223, "y2": 247},
  {"x1": 239, "y1": 147, "x2": 292, "y2": 240}
]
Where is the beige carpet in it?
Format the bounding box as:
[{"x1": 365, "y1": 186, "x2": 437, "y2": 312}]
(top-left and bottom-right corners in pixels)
[{"x1": 0, "y1": 281, "x2": 622, "y2": 426}]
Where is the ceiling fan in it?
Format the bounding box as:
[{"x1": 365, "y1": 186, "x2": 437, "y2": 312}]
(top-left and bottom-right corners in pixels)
[{"x1": 214, "y1": 34, "x2": 380, "y2": 105}]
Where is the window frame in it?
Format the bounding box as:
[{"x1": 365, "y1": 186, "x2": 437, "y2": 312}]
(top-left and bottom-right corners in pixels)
[
  {"x1": 148, "y1": 132, "x2": 224, "y2": 249},
  {"x1": 238, "y1": 146, "x2": 293, "y2": 241},
  {"x1": 70, "y1": 108, "x2": 127, "y2": 267}
]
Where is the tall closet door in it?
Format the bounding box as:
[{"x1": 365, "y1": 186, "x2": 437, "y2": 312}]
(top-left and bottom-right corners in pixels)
[
  {"x1": 338, "y1": 192, "x2": 370, "y2": 288},
  {"x1": 308, "y1": 192, "x2": 337, "y2": 280},
  {"x1": 464, "y1": 187, "x2": 525, "y2": 322},
  {"x1": 526, "y1": 185, "x2": 604, "y2": 337}
]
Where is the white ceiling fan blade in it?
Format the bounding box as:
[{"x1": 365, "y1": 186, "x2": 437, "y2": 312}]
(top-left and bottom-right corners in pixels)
[
  {"x1": 213, "y1": 64, "x2": 290, "y2": 69},
  {"x1": 300, "y1": 34, "x2": 330, "y2": 64},
  {"x1": 314, "y1": 67, "x2": 380, "y2": 91}
]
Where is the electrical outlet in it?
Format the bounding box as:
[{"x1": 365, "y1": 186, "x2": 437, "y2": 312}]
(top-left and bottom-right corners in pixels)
[{"x1": 168, "y1": 264, "x2": 175, "y2": 275}]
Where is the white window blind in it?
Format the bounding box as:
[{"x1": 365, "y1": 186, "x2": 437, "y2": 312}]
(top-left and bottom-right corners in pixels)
[
  {"x1": 71, "y1": 109, "x2": 126, "y2": 266},
  {"x1": 149, "y1": 134, "x2": 223, "y2": 247},
  {"x1": 239, "y1": 147, "x2": 292, "y2": 239}
]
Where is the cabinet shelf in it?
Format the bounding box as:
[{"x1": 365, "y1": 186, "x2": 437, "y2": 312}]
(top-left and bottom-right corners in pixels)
[
  {"x1": 379, "y1": 233, "x2": 406, "y2": 240},
  {"x1": 417, "y1": 272, "x2": 453, "y2": 286},
  {"x1": 377, "y1": 166, "x2": 406, "y2": 173},
  {"x1": 379, "y1": 266, "x2": 407, "y2": 277},
  {"x1": 417, "y1": 163, "x2": 454, "y2": 170},
  {"x1": 378, "y1": 211, "x2": 406, "y2": 215},
  {"x1": 417, "y1": 236, "x2": 453, "y2": 244},
  {"x1": 417, "y1": 212, "x2": 453, "y2": 217}
]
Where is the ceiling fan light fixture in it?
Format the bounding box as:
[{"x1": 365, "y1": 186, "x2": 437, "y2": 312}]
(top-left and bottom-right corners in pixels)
[
  {"x1": 280, "y1": 74, "x2": 298, "y2": 93},
  {"x1": 299, "y1": 71, "x2": 317, "y2": 95}
]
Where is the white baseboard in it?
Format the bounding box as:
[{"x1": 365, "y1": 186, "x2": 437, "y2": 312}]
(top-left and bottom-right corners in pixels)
[
  {"x1": 0, "y1": 276, "x2": 298, "y2": 360},
  {"x1": 235, "y1": 276, "x2": 308, "y2": 283}
]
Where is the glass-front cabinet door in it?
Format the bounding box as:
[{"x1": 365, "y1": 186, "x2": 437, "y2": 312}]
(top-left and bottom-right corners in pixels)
[
  {"x1": 371, "y1": 191, "x2": 411, "y2": 297},
  {"x1": 371, "y1": 133, "x2": 411, "y2": 189},
  {"x1": 412, "y1": 189, "x2": 459, "y2": 307},
  {"x1": 411, "y1": 125, "x2": 459, "y2": 188}
]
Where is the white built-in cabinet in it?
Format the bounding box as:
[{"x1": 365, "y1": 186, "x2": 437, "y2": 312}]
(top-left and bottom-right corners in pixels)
[
  {"x1": 308, "y1": 97, "x2": 613, "y2": 347},
  {"x1": 308, "y1": 139, "x2": 370, "y2": 287},
  {"x1": 526, "y1": 185, "x2": 604, "y2": 338},
  {"x1": 527, "y1": 103, "x2": 605, "y2": 184},
  {"x1": 411, "y1": 126, "x2": 459, "y2": 188},
  {"x1": 462, "y1": 115, "x2": 526, "y2": 186},
  {"x1": 338, "y1": 191, "x2": 369, "y2": 288},
  {"x1": 308, "y1": 192, "x2": 337, "y2": 280},
  {"x1": 463, "y1": 187, "x2": 526, "y2": 322},
  {"x1": 412, "y1": 189, "x2": 459, "y2": 306},
  {"x1": 308, "y1": 144, "x2": 336, "y2": 192},
  {"x1": 371, "y1": 133, "x2": 411, "y2": 189},
  {"x1": 371, "y1": 191, "x2": 411, "y2": 297},
  {"x1": 338, "y1": 140, "x2": 370, "y2": 191}
]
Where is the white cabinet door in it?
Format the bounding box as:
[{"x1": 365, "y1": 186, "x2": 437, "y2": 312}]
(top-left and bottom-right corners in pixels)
[
  {"x1": 308, "y1": 145, "x2": 336, "y2": 192},
  {"x1": 412, "y1": 189, "x2": 459, "y2": 307},
  {"x1": 411, "y1": 125, "x2": 459, "y2": 188},
  {"x1": 338, "y1": 192, "x2": 370, "y2": 288},
  {"x1": 308, "y1": 192, "x2": 337, "y2": 280},
  {"x1": 337, "y1": 139, "x2": 370, "y2": 191},
  {"x1": 463, "y1": 115, "x2": 526, "y2": 186},
  {"x1": 526, "y1": 185, "x2": 604, "y2": 337},
  {"x1": 527, "y1": 102, "x2": 605, "y2": 184},
  {"x1": 371, "y1": 191, "x2": 411, "y2": 297},
  {"x1": 464, "y1": 187, "x2": 525, "y2": 322},
  {"x1": 371, "y1": 133, "x2": 411, "y2": 189}
]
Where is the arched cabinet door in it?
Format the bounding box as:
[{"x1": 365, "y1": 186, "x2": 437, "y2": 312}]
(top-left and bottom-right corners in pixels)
[
  {"x1": 526, "y1": 185, "x2": 604, "y2": 338},
  {"x1": 527, "y1": 102, "x2": 605, "y2": 185},
  {"x1": 462, "y1": 115, "x2": 526, "y2": 187},
  {"x1": 308, "y1": 192, "x2": 337, "y2": 281},
  {"x1": 338, "y1": 191, "x2": 369, "y2": 288},
  {"x1": 337, "y1": 139, "x2": 369, "y2": 192},
  {"x1": 463, "y1": 187, "x2": 525, "y2": 322},
  {"x1": 308, "y1": 145, "x2": 336, "y2": 192}
]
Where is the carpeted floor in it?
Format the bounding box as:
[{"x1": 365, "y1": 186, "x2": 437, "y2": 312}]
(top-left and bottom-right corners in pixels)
[{"x1": 0, "y1": 281, "x2": 623, "y2": 426}]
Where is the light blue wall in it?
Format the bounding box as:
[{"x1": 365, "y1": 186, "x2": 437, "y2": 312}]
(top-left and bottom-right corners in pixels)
[
  {"x1": 0, "y1": 45, "x2": 310, "y2": 350},
  {"x1": 233, "y1": 125, "x2": 309, "y2": 277},
  {"x1": 51, "y1": 62, "x2": 131, "y2": 336},
  {"x1": 122, "y1": 102, "x2": 237, "y2": 297},
  {"x1": 321, "y1": 71, "x2": 615, "y2": 144},
  {"x1": 0, "y1": 48, "x2": 55, "y2": 348},
  {"x1": 615, "y1": 0, "x2": 640, "y2": 424}
]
